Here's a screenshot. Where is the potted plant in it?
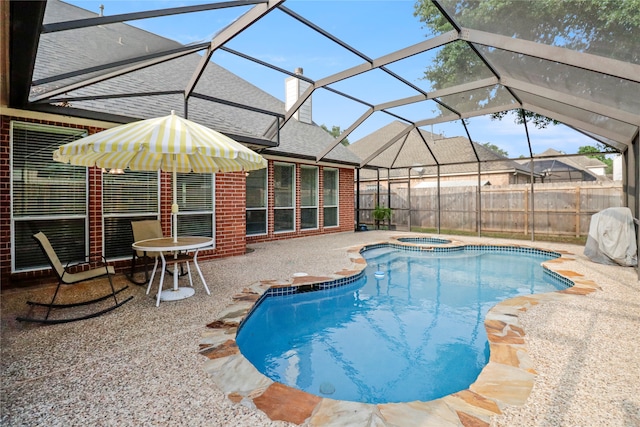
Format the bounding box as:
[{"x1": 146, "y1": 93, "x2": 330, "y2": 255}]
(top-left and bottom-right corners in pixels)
[{"x1": 372, "y1": 205, "x2": 392, "y2": 230}]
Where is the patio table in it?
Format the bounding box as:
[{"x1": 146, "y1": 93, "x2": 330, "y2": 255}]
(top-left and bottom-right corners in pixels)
[{"x1": 132, "y1": 236, "x2": 213, "y2": 306}]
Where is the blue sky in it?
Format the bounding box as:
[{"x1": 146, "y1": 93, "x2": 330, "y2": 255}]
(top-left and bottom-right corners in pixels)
[{"x1": 65, "y1": 0, "x2": 599, "y2": 158}]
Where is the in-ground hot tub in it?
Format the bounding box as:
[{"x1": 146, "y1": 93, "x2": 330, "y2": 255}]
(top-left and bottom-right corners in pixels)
[{"x1": 397, "y1": 236, "x2": 451, "y2": 245}]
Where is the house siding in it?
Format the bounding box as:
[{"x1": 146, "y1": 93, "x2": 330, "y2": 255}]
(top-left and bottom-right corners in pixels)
[
  {"x1": 1, "y1": 115, "x2": 355, "y2": 289},
  {"x1": 0, "y1": 116, "x2": 246, "y2": 289},
  {"x1": 246, "y1": 163, "x2": 354, "y2": 244},
  {"x1": 1, "y1": 116, "x2": 11, "y2": 286},
  {"x1": 215, "y1": 171, "x2": 247, "y2": 258}
]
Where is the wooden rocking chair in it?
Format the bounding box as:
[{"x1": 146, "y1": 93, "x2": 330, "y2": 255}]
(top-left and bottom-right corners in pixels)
[{"x1": 16, "y1": 232, "x2": 133, "y2": 324}]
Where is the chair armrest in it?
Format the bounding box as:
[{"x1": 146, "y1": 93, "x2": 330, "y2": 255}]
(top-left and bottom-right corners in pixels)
[{"x1": 63, "y1": 255, "x2": 111, "y2": 273}]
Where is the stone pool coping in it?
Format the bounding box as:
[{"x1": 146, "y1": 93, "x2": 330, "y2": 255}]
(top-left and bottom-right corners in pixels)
[{"x1": 198, "y1": 236, "x2": 601, "y2": 426}]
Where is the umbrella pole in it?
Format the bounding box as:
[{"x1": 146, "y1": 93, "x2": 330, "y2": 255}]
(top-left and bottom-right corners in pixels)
[
  {"x1": 171, "y1": 158, "x2": 179, "y2": 292},
  {"x1": 163, "y1": 154, "x2": 195, "y2": 300},
  {"x1": 172, "y1": 157, "x2": 178, "y2": 243}
]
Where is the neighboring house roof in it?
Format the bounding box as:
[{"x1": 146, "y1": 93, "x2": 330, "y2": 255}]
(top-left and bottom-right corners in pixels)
[
  {"x1": 537, "y1": 148, "x2": 606, "y2": 168},
  {"x1": 516, "y1": 148, "x2": 608, "y2": 181},
  {"x1": 556, "y1": 149, "x2": 607, "y2": 175},
  {"x1": 348, "y1": 120, "x2": 535, "y2": 179},
  {"x1": 414, "y1": 180, "x2": 491, "y2": 188},
  {"x1": 32, "y1": 0, "x2": 361, "y2": 166}
]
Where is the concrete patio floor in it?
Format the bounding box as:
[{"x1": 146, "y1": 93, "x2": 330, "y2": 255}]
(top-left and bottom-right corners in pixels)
[{"x1": 1, "y1": 231, "x2": 639, "y2": 426}]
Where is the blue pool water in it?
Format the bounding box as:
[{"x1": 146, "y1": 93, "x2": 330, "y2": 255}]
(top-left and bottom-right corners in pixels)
[{"x1": 236, "y1": 246, "x2": 568, "y2": 404}]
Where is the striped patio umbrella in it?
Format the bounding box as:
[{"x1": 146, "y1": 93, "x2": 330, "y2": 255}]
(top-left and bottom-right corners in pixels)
[{"x1": 54, "y1": 111, "x2": 267, "y2": 241}]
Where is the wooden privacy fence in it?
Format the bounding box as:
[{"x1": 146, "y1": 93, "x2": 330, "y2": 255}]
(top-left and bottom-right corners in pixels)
[{"x1": 357, "y1": 181, "x2": 624, "y2": 237}]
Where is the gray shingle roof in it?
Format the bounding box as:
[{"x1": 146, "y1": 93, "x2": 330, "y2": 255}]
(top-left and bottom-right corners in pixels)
[
  {"x1": 348, "y1": 120, "x2": 532, "y2": 179},
  {"x1": 514, "y1": 148, "x2": 608, "y2": 181},
  {"x1": 35, "y1": 0, "x2": 360, "y2": 166},
  {"x1": 536, "y1": 148, "x2": 606, "y2": 169}
]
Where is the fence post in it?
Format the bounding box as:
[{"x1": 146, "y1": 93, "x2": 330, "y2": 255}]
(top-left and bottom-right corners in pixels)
[
  {"x1": 524, "y1": 188, "x2": 529, "y2": 235},
  {"x1": 477, "y1": 162, "x2": 481, "y2": 237},
  {"x1": 407, "y1": 168, "x2": 411, "y2": 231},
  {"x1": 437, "y1": 165, "x2": 441, "y2": 234},
  {"x1": 575, "y1": 186, "x2": 581, "y2": 237}
]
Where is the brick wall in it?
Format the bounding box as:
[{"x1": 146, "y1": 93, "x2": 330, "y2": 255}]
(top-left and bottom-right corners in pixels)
[
  {"x1": 246, "y1": 162, "x2": 355, "y2": 244},
  {"x1": 160, "y1": 171, "x2": 173, "y2": 237},
  {"x1": 339, "y1": 168, "x2": 355, "y2": 229},
  {"x1": 0, "y1": 116, "x2": 11, "y2": 286},
  {"x1": 1, "y1": 115, "x2": 356, "y2": 289},
  {"x1": 89, "y1": 167, "x2": 103, "y2": 264},
  {"x1": 213, "y1": 171, "x2": 246, "y2": 257},
  {"x1": 1, "y1": 116, "x2": 110, "y2": 288},
  {"x1": 7, "y1": 134, "x2": 186, "y2": 288},
  {"x1": 0, "y1": 116, "x2": 247, "y2": 288}
]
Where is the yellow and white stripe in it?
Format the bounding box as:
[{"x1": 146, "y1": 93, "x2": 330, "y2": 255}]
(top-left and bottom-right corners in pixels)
[{"x1": 53, "y1": 112, "x2": 267, "y2": 173}]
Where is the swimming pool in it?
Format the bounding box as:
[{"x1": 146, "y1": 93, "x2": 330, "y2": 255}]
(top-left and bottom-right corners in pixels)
[{"x1": 236, "y1": 245, "x2": 568, "y2": 404}]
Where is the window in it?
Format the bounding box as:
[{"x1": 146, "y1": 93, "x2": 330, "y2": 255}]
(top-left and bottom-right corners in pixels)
[
  {"x1": 11, "y1": 122, "x2": 88, "y2": 271},
  {"x1": 103, "y1": 170, "x2": 159, "y2": 259},
  {"x1": 175, "y1": 172, "x2": 215, "y2": 241},
  {"x1": 323, "y1": 168, "x2": 339, "y2": 227},
  {"x1": 246, "y1": 168, "x2": 267, "y2": 235},
  {"x1": 300, "y1": 166, "x2": 318, "y2": 229},
  {"x1": 274, "y1": 163, "x2": 295, "y2": 232}
]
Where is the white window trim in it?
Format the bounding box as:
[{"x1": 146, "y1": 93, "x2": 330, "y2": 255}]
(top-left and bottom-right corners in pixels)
[
  {"x1": 246, "y1": 168, "x2": 268, "y2": 237},
  {"x1": 175, "y1": 210, "x2": 217, "y2": 248},
  {"x1": 102, "y1": 170, "x2": 161, "y2": 261},
  {"x1": 300, "y1": 165, "x2": 319, "y2": 230},
  {"x1": 10, "y1": 121, "x2": 89, "y2": 273},
  {"x1": 175, "y1": 173, "x2": 216, "y2": 248},
  {"x1": 274, "y1": 162, "x2": 296, "y2": 234},
  {"x1": 323, "y1": 168, "x2": 340, "y2": 228}
]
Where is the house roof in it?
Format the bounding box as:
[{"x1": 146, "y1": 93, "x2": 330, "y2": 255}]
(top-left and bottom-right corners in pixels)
[
  {"x1": 26, "y1": 0, "x2": 362, "y2": 166},
  {"x1": 348, "y1": 120, "x2": 534, "y2": 179},
  {"x1": 414, "y1": 180, "x2": 491, "y2": 188},
  {"x1": 537, "y1": 148, "x2": 606, "y2": 169},
  {"x1": 515, "y1": 148, "x2": 608, "y2": 180},
  {"x1": 5, "y1": 0, "x2": 638, "y2": 171}
]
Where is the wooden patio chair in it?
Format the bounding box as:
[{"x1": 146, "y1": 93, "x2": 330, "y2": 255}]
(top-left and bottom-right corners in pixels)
[
  {"x1": 16, "y1": 232, "x2": 133, "y2": 324},
  {"x1": 128, "y1": 220, "x2": 192, "y2": 288}
]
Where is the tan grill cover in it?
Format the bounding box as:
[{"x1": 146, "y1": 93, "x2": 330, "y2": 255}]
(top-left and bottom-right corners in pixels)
[{"x1": 584, "y1": 207, "x2": 637, "y2": 267}]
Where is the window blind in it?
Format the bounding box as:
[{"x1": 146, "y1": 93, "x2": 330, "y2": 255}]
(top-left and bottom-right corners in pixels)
[
  {"x1": 246, "y1": 168, "x2": 267, "y2": 235},
  {"x1": 103, "y1": 170, "x2": 159, "y2": 259},
  {"x1": 11, "y1": 122, "x2": 88, "y2": 271},
  {"x1": 176, "y1": 172, "x2": 214, "y2": 239},
  {"x1": 323, "y1": 168, "x2": 339, "y2": 227},
  {"x1": 274, "y1": 163, "x2": 295, "y2": 232},
  {"x1": 300, "y1": 166, "x2": 318, "y2": 229}
]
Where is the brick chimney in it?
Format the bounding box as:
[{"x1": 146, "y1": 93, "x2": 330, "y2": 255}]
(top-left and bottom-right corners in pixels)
[{"x1": 285, "y1": 67, "x2": 312, "y2": 124}]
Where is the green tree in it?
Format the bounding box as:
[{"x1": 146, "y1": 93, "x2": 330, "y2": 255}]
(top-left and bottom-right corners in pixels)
[
  {"x1": 481, "y1": 142, "x2": 508, "y2": 157},
  {"x1": 578, "y1": 144, "x2": 615, "y2": 174},
  {"x1": 321, "y1": 124, "x2": 349, "y2": 146},
  {"x1": 413, "y1": 0, "x2": 639, "y2": 128}
]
